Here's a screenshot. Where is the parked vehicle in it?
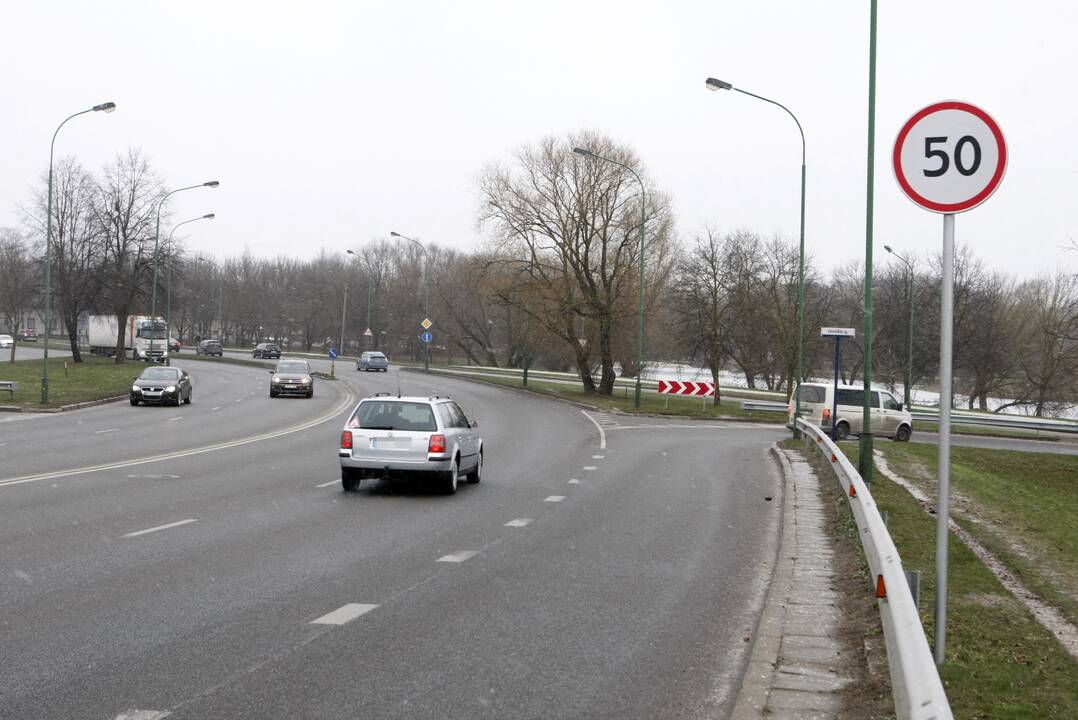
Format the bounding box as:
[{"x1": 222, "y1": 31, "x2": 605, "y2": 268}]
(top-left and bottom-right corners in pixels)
[
  {"x1": 196, "y1": 339, "x2": 224, "y2": 356},
  {"x1": 339, "y1": 393, "x2": 483, "y2": 494},
  {"x1": 168, "y1": 337, "x2": 181, "y2": 353},
  {"x1": 356, "y1": 351, "x2": 389, "y2": 372},
  {"x1": 130, "y1": 365, "x2": 192, "y2": 406},
  {"x1": 269, "y1": 359, "x2": 314, "y2": 398},
  {"x1": 788, "y1": 382, "x2": 913, "y2": 441},
  {"x1": 0, "y1": 334, "x2": 12, "y2": 348},
  {"x1": 16, "y1": 329, "x2": 39, "y2": 342},
  {"x1": 253, "y1": 342, "x2": 281, "y2": 359},
  {"x1": 88, "y1": 315, "x2": 168, "y2": 362}
]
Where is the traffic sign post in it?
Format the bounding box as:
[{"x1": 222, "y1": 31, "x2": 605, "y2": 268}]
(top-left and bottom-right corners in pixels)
[
  {"x1": 893, "y1": 100, "x2": 1006, "y2": 666},
  {"x1": 328, "y1": 347, "x2": 339, "y2": 378},
  {"x1": 821, "y1": 328, "x2": 855, "y2": 441},
  {"x1": 419, "y1": 319, "x2": 432, "y2": 370},
  {"x1": 420, "y1": 331, "x2": 433, "y2": 344}
]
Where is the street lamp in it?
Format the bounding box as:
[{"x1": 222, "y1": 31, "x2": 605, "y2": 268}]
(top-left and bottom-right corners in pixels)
[
  {"x1": 150, "y1": 180, "x2": 219, "y2": 360},
  {"x1": 41, "y1": 100, "x2": 116, "y2": 403},
  {"x1": 391, "y1": 231, "x2": 432, "y2": 371},
  {"x1": 346, "y1": 249, "x2": 375, "y2": 349},
  {"x1": 572, "y1": 146, "x2": 647, "y2": 409},
  {"x1": 885, "y1": 245, "x2": 916, "y2": 409},
  {"x1": 166, "y1": 214, "x2": 215, "y2": 361},
  {"x1": 706, "y1": 76, "x2": 806, "y2": 436}
]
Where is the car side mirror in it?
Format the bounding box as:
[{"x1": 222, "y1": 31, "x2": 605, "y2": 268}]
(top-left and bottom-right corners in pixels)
[
  {"x1": 268, "y1": 370, "x2": 274, "y2": 375},
  {"x1": 896, "y1": 403, "x2": 904, "y2": 412},
  {"x1": 470, "y1": 419, "x2": 479, "y2": 429}
]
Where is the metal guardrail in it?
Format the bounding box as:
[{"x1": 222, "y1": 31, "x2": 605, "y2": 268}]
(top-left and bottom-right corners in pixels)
[
  {"x1": 796, "y1": 418, "x2": 953, "y2": 720},
  {"x1": 912, "y1": 410, "x2": 1078, "y2": 434},
  {"x1": 740, "y1": 399, "x2": 788, "y2": 412}
]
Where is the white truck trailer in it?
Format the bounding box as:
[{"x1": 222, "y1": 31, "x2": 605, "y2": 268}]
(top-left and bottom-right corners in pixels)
[{"x1": 88, "y1": 315, "x2": 169, "y2": 361}]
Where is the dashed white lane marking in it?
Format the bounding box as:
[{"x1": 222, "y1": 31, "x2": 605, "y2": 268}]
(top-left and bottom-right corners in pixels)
[
  {"x1": 544, "y1": 495, "x2": 566, "y2": 502},
  {"x1": 582, "y1": 466, "x2": 597, "y2": 471},
  {"x1": 316, "y1": 479, "x2": 340, "y2": 488},
  {"x1": 580, "y1": 410, "x2": 607, "y2": 450},
  {"x1": 438, "y1": 550, "x2": 478, "y2": 563},
  {"x1": 505, "y1": 518, "x2": 532, "y2": 527},
  {"x1": 568, "y1": 479, "x2": 580, "y2": 485},
  {"x1": 123, "y1": 518, "x2": 198, "y2": 538},
  {"x1": 114, "y1": 710, "x2": 171, "y2": 720},
  {"x1": 310, "y1": 603, "x2": 379, "y2": 625},
  {"x1": 234, "y1": 398, "x2": 243, "y2": 403},
  {"x1": 592, "y1": 455, "x2": 605, "y2": 459},
  {"x1": 167, "y1": 416, "x2": 183, "y2": 422},
  {"x1": 211, "y1": 406, "x2": 221, "y2": 411},
  {"x1": 94, "y1": 428, "x2": 118, "y2": 434}
]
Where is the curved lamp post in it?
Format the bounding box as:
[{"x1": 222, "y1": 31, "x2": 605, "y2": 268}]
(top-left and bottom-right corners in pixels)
[
  {"x1": 706, "y1": 77, "x2": 806, "y2": 435},
  {"x1": 885, "y1": 245, "x2": 916, "y2": 408},
  {"x1": 390, "y1": 231, "x2": 431, "y2": 370},
  {"x1": 41, "y1": 101, "x2": 116, "y2": 403},
  {"x1": 151, "y1": 180, "x2": 219, "y2": 360},
  {"x1": 165, "y1": 214, "x2": 215, "y2": 360},
  {"x1": 572, "y1": 147, "x2": 647, "y2": 408}
]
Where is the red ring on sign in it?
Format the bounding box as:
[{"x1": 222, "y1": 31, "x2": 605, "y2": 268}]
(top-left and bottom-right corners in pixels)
[{"x1": 892, "y1": 100, "x2": 1007, "y2": 213}]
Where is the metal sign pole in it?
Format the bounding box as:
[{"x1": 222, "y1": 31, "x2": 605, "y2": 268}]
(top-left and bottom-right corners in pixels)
[
  {"x1": 935, "y1": 212, "x2": 955, "y2": 666},
  {"x1": 832, "y1": 336, "x2": 840, "y2": 440}
]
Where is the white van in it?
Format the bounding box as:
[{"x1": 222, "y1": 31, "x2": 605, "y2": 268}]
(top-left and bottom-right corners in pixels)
[{"x1": 788, "y1": 382, "x2": 913, "y2": 441}]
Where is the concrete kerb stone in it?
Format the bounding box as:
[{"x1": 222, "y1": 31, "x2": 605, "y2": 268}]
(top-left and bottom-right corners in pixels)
[{"x1": 1, "y1": 394, "x2": 128, "y2": 414}]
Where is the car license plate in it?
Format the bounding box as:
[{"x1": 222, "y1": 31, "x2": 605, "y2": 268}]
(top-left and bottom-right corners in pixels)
[
  {"x1": 284, "y1": 384, "x2": 297, "y2": 389},
  {"x1": 371, "y1": 438, "x2": 409, "y2": 450}
]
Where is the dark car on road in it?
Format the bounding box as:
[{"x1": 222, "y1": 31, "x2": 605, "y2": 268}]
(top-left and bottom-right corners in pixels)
[
  {"x1": 357, "y1": 351, "x2": 389, "y2": 372},
  {"x1": 168, "y1": 337, "x2": 181, "y2": 353},
  {"x1": 131, "y1": 366, "x2": 192, "y2": 406},
  {"x1": 253, "y1": 342, "x2": 281, "y2": 359},
  {"x1": 196, "y1": 339, "x2": 223, "y2": 356},
  {"x1": 16, "y1": 329, "x2": 39, "y2": 342},
  {"x1": 269, "y1": 359, "x2": 314, "y2": 398}
]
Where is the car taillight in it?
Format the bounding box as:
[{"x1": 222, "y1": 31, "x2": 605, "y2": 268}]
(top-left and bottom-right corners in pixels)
[
  {"x1": 822, "y1": 408, "x2": 831, "y2": 420},
  {"x1": 341, "y1": 431, "x2": 353, "y2": 449},
  {"x1": 428, "y1": 434, "x2": 446, "y2": 454}
]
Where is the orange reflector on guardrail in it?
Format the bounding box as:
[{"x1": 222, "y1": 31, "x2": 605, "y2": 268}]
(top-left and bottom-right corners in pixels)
[
  {"x1": 876, "y1": 574, "x2": 886, "y2": 598},
  {"x1": 831, "y1": 453, "x2": 837, "y2": 463},
  {"x1": 849, "y1": 483, "x2": 856, "y2": 497}
]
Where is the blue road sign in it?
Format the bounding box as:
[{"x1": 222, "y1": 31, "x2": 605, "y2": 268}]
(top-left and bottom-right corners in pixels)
[
  {"x1": 328, "y1": 348, "x2": 339, "y2": 359},
  {"x1": 420, "y1": 331, "x2": 433, "y2": 344}
]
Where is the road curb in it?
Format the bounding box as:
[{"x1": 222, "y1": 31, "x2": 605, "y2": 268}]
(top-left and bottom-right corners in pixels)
[
  {"x1": 0, "y1": 395, "x2": 128, "y2": 414},
  {"x1": 729, "y1": 443, "x2": 794, "y2": 718}
]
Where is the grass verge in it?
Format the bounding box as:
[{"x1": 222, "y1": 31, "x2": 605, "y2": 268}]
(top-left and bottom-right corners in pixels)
[
  {"x1": 0, "y1": 355, "x2": 138, "y2": 409},
  {"x1": 838, "y1": 443, "x2": 1077, "y2": 718},
  {"x1": 874, "y1": 442, "x2": 1078, "y2": 630}
]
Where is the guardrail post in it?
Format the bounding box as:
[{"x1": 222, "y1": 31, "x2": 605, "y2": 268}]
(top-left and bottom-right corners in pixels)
[{"x1": 905, "y1": 569, "x2": 921, "y2": 610}]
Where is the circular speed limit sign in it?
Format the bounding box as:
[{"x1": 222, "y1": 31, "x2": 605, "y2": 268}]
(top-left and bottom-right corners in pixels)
[{"x1": 892, "y1": 101, "x2": 1006, "y2": 213}]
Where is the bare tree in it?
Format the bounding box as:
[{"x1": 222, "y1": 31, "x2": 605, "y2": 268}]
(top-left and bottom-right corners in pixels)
[{"x1": 0, "y1": 229, "x2": 38, "y2": 362}]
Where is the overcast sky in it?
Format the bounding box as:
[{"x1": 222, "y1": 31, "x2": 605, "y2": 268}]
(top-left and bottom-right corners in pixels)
[{"x1": 2, "y1": 1, "x2": 1075, "y2": 278}]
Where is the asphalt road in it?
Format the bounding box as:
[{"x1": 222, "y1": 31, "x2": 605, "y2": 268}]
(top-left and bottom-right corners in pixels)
[
  {"x1": 0, "y1": 343, "x2": 72, "y2": 362},
  {"x1": 1, "y1": 353, "x2": 786, "y2": 719}
]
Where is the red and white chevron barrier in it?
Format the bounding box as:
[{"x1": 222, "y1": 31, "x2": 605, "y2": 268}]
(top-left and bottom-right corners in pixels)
[{"x1": 657, "y1": 380, "x2": 715, "y2": 397}]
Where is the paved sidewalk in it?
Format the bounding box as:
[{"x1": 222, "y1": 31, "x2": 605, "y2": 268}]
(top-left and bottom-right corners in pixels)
[{"x1": 732, "y1": 445, "x2": 857, "y2": 719}]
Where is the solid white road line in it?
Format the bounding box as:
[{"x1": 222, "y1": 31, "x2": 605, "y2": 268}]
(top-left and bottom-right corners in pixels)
[
  {"x1": 592, "y1": 454, "x2": 605, "y2": 459},
  {"x1": 582, "y1": 466, "x2": 597, "y2": 471},
  {"x1": 316, "y1": 479, "x2": 340, "y2": 488},
  {"x1": 114, "y1": 710, "x2": 171, "y2": 720},
  {"x1": 568, "y1": 479, "x2": 580, "y2": 485},
  {"x1": 544, "y1": 495, "x2": 566, "y2": 502},
  {"x1": 94, "y1": 428, "x2": 118, "y2": 434},
  {"x1": 167, "y1": 416, "x2": 183, "y2": 422},
  {"x1": 504, "y1": 518, "x2": 532, "y2": 527},
  {"x1": 310, "y1": 603, "x2": 379, "y2": 625},
  {"x1": 581, "y1": 410, "x2": 607, "y2": 450},
  {"x1": 123, "y1": 518, "x2": 198, "y2": 538},
  {"x1": 437, "y1": 550, "x2": 478, "y2": 563}
]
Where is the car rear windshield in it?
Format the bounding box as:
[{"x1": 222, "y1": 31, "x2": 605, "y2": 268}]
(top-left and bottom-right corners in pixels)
[
  {"x1": 350, "y1": 401, "x2": 437, "y2": 431},
  {"x1": 797, "y1": 385, "x2": 826, "y2": 403},
  {"x1": 369, "y1": 353, "x2": 386, "y2": 360}
]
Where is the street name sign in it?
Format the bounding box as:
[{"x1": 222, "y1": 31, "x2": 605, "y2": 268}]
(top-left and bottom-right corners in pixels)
[
  {"x1": 657, "y1": 380, "x2": 715, "y2": 397},
  {"x1": 820, "y1": 327, "x2": 855, "y2": 338}
]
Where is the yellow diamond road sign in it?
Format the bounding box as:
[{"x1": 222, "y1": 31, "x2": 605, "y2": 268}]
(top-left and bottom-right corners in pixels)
[{"x1": 421, "y1": 318, "x2": 432, "y2": 330}]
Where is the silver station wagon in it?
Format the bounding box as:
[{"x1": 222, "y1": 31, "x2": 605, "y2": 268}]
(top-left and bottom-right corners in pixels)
[{"x1": 339, "y1": 394, "x2": 483, "y2": 494}]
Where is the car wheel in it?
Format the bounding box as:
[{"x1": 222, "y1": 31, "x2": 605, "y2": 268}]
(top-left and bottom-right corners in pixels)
[
  {"x1": 895, "y1": 425, "x2": 911, "y2": 442},
  {"x1": 130, "y1": 398, "x2": 139, "y2": 406},
  {"x1": 465, "y1": 451, "x2": 482, "y2": 484},
  {"x1": 270, "y1": 391, "x2": 277, "y2": 398},
  {"x1": 443, "y1": 458, "x2": 459, "y2": 494},
  {"x1": 184, "y1": 391, "x2": 192, "y2": 405},
  {"x1": 174, "y1": 394, "x2": 182, "y2": 407},
  {"x1": 307, "y1": 390, "x2": 314, "y2": 398},
  {"x1": 342, "y1": 469, "x2": 360, "y2": 492},
  {"x1": 835, "y1": 422, "x2": 850, "y2": 441}
]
